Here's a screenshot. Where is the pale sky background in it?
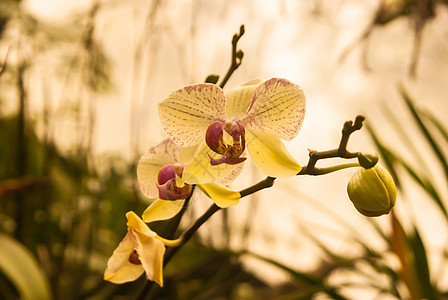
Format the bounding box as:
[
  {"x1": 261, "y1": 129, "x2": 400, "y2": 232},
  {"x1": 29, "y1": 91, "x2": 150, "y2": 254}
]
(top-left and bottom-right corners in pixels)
[{"x1": 15, "y1": 0, "x2": 448, "y2": 297}]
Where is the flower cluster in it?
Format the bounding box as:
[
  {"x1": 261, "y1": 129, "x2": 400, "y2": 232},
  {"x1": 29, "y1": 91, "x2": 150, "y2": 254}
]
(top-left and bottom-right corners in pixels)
[
  {"x1": 104, "y1": 77, "x2": 306, "y2": 285},
  {"x1": 103, "y1": 77, "x2": 397, "y2": 287}
]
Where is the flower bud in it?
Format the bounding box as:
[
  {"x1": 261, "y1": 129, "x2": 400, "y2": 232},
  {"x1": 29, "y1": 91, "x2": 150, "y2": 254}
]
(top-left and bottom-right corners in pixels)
[
  {"x1": 357, "y1": 151, "x2": 379, "y2": 169},
  {"x1": 347, "y1": 164, "x2": 397, "y2": 217}
]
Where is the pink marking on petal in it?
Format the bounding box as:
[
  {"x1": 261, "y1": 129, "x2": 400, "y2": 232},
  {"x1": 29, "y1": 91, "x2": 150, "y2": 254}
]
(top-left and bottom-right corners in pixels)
[
  {"x1": 242, "y1": 78, "x2": 306, "y2": 141},
  {"x1": 158, "y1": 83, "x2": 227, "y2": 147}
]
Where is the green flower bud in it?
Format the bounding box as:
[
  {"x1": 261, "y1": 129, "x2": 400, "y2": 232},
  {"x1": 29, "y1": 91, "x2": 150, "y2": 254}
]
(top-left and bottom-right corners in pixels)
[
  {"x1": 347, "y1": 164, "x2": 397, "y2": 217},
  {"x1": 357, "y1": 151, "x2": 379, "y2": 169}
]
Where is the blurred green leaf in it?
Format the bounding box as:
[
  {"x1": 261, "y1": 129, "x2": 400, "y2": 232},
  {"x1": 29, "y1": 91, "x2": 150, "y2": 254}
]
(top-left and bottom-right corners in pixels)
[
  {"x1": 245, "y1": 251, "x2": 348, "y2": 300},
  {"x1": 409, "y1": 227, "x2": 437, "y2": 299},
  {"x1": 390, "y1": 213, "x2": 437, "y2": 299},
  {"x1": 420, "y1": 108, "x2": 448, "y2": 148},
  {"x1": 0, "y1": 234, "x2": 52, "y2": 300},
  {"x1": 399, "y1": 85, "x2": 448, "y2": 180},
  {"x1": 390, "y1": 213, "x2": 421, "y2": 299}
]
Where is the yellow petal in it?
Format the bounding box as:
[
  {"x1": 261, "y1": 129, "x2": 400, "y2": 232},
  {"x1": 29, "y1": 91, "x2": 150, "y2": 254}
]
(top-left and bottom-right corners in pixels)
[
  {"x1": 242, "y1": 78, "x2": 306, "y2": 141},
  {"x1": 142, "y1": 198, "x2": 185, "y2": 223},
  {"x1": 158, "y1": 84, "x2": 227, "y2": 147},
  {"x1": 126, "y1": 211, "x2": 156, "y2": 237},
  {"x1": 198, "y1": 183, "x2": 240, "y2": 208},
  {"x1": 180, "y1": 145, "x2": 198, "y2": 164},
  {"x1": 105, "y1": 212, "x2": 167, "y2": 285},
  {"x1": 104, "y1": 231, "x2": 145, "y2": 284},
  {"x1": 182, "y1": 141, "x2": 244, "y2": 185},
  {"x1": 246, "y1": 129, "x2": 301, "y2": 177},
  {"x1": 137, "y1": 139, "x2": 180, "y2": 198},
  {"x1": 106, "y1": 232, "x2": 136, "y2": 273},
  {"x1": 225, "y1": 79, "x2": 262, "y2": 119},
  {"x1": 134, "y1": 231, "x2": 166, "y2": 287},
  {"x1": 104, "y1": 264, "x2": 144, "y2": 284}
]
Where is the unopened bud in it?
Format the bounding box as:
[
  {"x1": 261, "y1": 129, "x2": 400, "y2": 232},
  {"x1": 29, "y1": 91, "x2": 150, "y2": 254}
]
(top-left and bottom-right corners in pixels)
[
  {"x1": 347, "y1": 164, "x2": 396, "y2": 217},
  {"x1": 357, "y1": 151, "x2": 379, "y2": 169}
]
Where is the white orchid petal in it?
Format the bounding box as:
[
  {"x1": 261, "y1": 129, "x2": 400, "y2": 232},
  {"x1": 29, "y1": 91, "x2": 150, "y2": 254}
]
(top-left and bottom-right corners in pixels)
[
  {"x1": 225, "y1": 79, "x2": 262, "y2": 119},
  {"x1": 137, "y1": 139, "x2": 180, "y2": 198},
  {"x1": 242, "y1": 78, "x2": 306, "y2": 141},
  {"x1": 158, "y1": 84, "x2": 227, "y2": 147}
]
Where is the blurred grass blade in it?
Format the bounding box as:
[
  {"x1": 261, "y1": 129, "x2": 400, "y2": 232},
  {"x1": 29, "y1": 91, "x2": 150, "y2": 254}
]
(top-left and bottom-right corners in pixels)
[
  {"x1": 395, "y1": 156, "x2": 447, "y2": 219},
  {"x1": 421, "y1": 109, "x2": 448, "y2": 145},
  {"x1": 409, "y1": 227, "x2": 437, "y2": 299},
  {"x1": 390, "y1": 213, "x2": 421, "y2": 300},
  {"x1": 399, "y1": 85, "x2": 448, "y2": 179},
  {"x1": 245, "y1": 251, "x2": 348, "y2": 300},
  {"x1": 390, "y1": 213, "x2": 437, "y2": 299},
  {"x1": 366, "y1": 125, "x2": 400, "y2": 185},
  {"x1": 0, "y1": 234, "x2": 52, "y2": 300},
  {"x1": 380, "y1": 103, "x2": 429, "y2": 174}
]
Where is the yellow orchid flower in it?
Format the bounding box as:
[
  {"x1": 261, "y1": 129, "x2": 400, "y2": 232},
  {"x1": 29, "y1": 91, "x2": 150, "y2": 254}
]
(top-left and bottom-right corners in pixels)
[
  {"x1": 158, "y1": 78, "x2": 306, "y2": 183},
  {"x1": 104, "y1": 212, "x2": 166, "y2": 286},
  {"x1": 347, "y1": 164, "x2": 397, "y2": 217},
  {"x1": 137, "y1": 139, "x2": 242, "y2": 222}
]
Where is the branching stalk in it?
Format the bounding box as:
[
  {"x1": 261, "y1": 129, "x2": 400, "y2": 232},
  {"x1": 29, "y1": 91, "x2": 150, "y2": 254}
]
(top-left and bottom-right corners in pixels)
[{"x1": 135, "y1": 115, "x2": 367, "y2": 300}]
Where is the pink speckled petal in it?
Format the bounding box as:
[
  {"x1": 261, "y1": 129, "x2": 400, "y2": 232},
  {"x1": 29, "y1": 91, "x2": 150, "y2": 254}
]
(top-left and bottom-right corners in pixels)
[
  {"x1": 158, "y1": 84, "x2": 227, "y2": 147},
  {"x1": 241, "y1": 78, "x2": 306, "y2": 141},
  {"x1": 225, "y1": 79, "x2": 262, "y2": 119},
  {"x1": 137, "y1": 139, "x2": 180, "y2": 199}
]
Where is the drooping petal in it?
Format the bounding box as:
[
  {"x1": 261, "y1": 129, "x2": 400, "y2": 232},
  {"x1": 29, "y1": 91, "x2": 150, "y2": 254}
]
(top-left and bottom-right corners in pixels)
[
  {"x1": 106, "y1": 232, "x2": 136, "y2": 273},
  {"x1": 245, "y1": 129, "x2": 302, "y2": 177},
  {"x1": 158, "y1": 84, "x2": 227, "y2": 147},
  {"x1": 104, "y1": 231, "x2": 145, "y2": 284},
  {"x1": 198, "y1": 183, "x2": 240, "y2": 208},
  {"x1": 242, "y1": 78, "x2": 306, "y2": 141},
  {"x1": 137, "y1": 139, "x2": 180, "y2": 198},
  {"x1": 104, "y1": 263, "x2": 144, "y2": 284},
  {"x1": 133, "y1": 231, "x2": 166, "y2": 287},
  {"x1": 182, "y1": 141, "x2": 244, "y2": 185},
  {"x1": 126, "y1": 211, "x2": 156, "y2": 237},
  {"x1": 142, "y1": 198, "x2": 185, "y2": 223},
  {"x1": 225, "y1": 79, "x2": 262, "y2": 119},
  {"x1": 104, "y1": 212, "x2": 167, "y2": 285}
]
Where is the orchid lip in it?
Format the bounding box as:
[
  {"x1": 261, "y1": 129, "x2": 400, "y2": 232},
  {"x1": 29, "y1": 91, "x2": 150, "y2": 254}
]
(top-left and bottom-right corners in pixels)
[
  {"x1": 156, "y1": 164, "x2": 192, "y2": 200},
  {"x1": 205, "y1": 120, "x2": 246, "y2": 166},
  {"x1": 158, "y1": 165, "x2": 176, "y2": 185},
  {"x1": 157, "y1": 179, "x2": 191, "y2": 200},
  {"x1": 128, "y1": 250, "x2": 142, "y2": 265},
  {"x1": 205, "y1": 121, "x2": 226, "y2": 154},
  {"x1": 207, "y1": 152, "x2": 247, "y2": 166}
]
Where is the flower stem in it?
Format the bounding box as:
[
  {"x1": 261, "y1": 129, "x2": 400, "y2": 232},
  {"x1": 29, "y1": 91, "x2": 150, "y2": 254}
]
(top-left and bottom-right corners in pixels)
[
  {"x1": 135, "y1": 115, "x2": 366, "y2": 299},
  {"x1": 299, "y1": 162, "x2": 360, "y2": 175},
  {"x1": 219, "y1": 25, "x2": 245, "y2": 89},
  {"x1": 304, "y1": 115, "x2": 365, "y2": 172}
]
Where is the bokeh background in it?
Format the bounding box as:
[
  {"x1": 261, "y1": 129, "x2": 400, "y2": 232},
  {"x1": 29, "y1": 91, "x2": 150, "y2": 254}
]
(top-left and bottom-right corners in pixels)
[{"x1": 1, "y1": 0, "x2": 448, "y2": 299}]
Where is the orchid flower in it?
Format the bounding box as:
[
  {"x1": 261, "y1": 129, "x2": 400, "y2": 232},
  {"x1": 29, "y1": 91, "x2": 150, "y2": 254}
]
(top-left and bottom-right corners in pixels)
[
  {"x1": 137, "y1": 139, "x2": 242, "y2": 223},
  {"x1": 104, "y1": 211, "x2": 168, "y2": 286},
  {"x1": 158, "y1": 78, "x2": 306, "y2": 184}
]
